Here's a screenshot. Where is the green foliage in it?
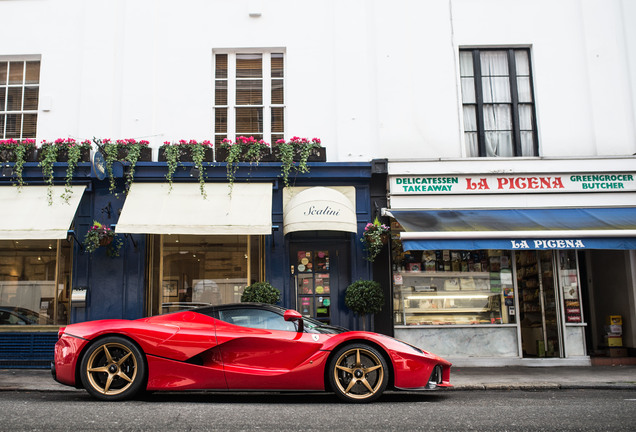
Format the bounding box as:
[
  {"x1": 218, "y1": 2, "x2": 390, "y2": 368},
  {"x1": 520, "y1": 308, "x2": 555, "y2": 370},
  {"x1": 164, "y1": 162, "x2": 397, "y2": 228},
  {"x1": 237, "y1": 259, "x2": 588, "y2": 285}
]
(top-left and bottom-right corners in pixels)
[
  {"x1": 38, "y1": 142, "x2": 59, "y2": 205},
  {"x1": 345, "y1": 280, "x2": 384, "y2": 317},
  {"x1": 162, "y1": 143, "x2": 181, "y2": 192},
  {"x1": 240, "y1": 281, "x2": 281, "y2": 304},
  {"x1": 274, "y1": 137, "x2": 321, "y2": 187},
  {"x1": 188, "y1": 141, "x2": 209, "y2": 199},
  {"x1": 276, "y1": 141, "x2": 295, "y2": 187},
  {"x1": 221, "y1": 136, "x2": 269, "y2": 192},
  {"x1": 100, "y1": 139, "x2": 120, "y2": 194},
  {"x1": 0, "y1": 138, "x2": 35, "y2": 190}
]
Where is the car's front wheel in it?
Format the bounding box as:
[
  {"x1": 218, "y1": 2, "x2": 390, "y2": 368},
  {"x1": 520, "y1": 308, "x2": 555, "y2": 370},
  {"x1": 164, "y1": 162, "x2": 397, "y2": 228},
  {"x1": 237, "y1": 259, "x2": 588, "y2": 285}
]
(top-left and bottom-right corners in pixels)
[
  {"x1": 80, "y1": 336, "x2": 146, "y2": 401},
  {"x1": 328, "y1": 344, "x2": 388, "y2": 403}
]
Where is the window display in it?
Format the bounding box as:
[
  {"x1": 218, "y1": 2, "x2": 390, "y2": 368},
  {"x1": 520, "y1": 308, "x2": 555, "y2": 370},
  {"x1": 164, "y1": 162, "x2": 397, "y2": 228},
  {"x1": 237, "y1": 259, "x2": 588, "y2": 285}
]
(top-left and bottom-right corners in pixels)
[
  {"x1": 393, "y1": 249, "x2": 514, "y2": 325},
  {"x1": 149, "y1": 234, "x2": 264, "y2": 315},
  {"x1": 0, "y1": 239, "x2": 71, "y2": 326},
  {"x1": 559, "y1": 250, "x2": 582, "y2": 323}
]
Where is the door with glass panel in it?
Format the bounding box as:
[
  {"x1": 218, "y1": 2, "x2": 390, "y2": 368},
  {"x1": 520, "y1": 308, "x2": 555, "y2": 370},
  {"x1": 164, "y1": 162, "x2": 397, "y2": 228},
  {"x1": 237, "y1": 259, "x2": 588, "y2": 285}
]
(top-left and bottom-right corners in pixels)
[
  {"x1": 290, "y1": 243, "x2": 348, "y2": 325},
  {"x1": 517, "y1": 250, "x2": 563, "y2": 357}
]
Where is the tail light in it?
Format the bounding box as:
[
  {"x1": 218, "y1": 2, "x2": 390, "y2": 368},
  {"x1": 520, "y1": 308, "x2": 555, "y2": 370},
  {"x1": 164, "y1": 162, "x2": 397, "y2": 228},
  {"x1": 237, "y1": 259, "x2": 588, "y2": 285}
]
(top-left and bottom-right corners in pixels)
[{"x1": 57, "y1": 326, "x2": 66, "y2": 339}]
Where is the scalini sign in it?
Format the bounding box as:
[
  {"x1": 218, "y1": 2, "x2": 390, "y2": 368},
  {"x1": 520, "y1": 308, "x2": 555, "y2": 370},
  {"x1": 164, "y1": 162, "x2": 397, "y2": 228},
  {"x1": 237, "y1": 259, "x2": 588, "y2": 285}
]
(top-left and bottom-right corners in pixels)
[{"x1": 390, "y1": 173, "x2": 636, "y2": 195}]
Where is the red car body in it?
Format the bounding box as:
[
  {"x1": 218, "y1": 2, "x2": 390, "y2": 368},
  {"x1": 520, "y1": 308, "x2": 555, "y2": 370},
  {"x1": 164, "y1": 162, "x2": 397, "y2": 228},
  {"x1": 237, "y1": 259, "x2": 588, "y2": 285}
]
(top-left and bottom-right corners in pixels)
[{"x1": 52, "y1": 304, "x2": 451, "y2": 402}]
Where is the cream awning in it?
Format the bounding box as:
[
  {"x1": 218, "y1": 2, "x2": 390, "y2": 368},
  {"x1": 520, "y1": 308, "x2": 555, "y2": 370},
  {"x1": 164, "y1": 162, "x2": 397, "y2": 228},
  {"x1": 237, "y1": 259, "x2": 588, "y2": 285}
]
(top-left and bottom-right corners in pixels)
[
  {"x1": 116, "y1": 183, "x2": 273, "y2": 235},
  {"x1": 0, "y1": 185, "x2": 86, "y2": 240},
  {"x1": 283, "y1": 186, "x2": 357, "y2": 235}
]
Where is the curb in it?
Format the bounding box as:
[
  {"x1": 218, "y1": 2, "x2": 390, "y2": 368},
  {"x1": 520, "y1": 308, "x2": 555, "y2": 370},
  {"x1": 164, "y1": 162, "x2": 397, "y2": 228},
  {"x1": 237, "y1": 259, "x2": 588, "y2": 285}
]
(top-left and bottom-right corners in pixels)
[{"x1": 2, "y1": 383, "x2": 636, "y2": 393}]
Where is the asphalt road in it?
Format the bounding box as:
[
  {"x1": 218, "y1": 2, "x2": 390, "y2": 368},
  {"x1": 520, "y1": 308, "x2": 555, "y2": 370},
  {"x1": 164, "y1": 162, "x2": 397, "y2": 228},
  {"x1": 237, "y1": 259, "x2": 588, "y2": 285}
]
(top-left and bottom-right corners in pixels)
[{"x1": 1, "y1": 389, "x2": 635, "y2": 431}]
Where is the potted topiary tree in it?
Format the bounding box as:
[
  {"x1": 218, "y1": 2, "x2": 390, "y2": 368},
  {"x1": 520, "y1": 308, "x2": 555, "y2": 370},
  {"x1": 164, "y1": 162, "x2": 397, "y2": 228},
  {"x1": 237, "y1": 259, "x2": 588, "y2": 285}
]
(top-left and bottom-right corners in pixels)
[
  {"x1": 344, "y1": 280, "x2": 384, "y2": 331},
  {"x1": 240, "y1": 281, "x2": 281, "y2": 304}
]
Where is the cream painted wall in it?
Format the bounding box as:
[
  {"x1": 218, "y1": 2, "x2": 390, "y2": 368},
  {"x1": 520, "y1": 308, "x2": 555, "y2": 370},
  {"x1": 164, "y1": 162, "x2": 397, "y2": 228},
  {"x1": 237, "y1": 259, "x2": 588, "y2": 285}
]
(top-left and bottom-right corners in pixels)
[{"x1": 1, "y1": 0, "x2": 634, "y2": 160}]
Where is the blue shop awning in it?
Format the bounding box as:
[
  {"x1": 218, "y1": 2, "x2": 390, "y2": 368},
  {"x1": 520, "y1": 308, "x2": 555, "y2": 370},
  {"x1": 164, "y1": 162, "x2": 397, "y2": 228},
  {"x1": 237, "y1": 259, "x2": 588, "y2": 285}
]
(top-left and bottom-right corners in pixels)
[{"x1": 392, "y1": 207, "x2": 636, "y2": 251}]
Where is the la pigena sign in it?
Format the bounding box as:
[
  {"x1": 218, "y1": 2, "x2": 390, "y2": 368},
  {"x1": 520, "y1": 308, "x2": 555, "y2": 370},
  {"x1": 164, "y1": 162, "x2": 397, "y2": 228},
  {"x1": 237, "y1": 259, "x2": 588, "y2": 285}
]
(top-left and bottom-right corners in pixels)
[
  {"x1": 390, "y1": 173, "x2": 636, "y2": 194},
  {"x1": 511, "y1": 239, "x2": 586, "y2": 249}
]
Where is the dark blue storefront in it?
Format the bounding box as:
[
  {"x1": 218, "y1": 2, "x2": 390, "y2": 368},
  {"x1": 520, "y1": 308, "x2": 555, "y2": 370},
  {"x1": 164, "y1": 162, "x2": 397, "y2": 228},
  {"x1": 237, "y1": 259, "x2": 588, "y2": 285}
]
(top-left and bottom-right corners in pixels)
[{"x1": 0, "y1": 154, "x2": 387, "y2": 367}]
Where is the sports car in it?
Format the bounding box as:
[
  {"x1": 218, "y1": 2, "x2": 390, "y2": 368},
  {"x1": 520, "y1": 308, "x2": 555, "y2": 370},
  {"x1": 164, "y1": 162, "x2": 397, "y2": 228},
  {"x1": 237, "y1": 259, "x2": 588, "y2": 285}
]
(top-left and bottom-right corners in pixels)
[{"x1": 52, "y1": 303, "x2": 452, "y2": 402}]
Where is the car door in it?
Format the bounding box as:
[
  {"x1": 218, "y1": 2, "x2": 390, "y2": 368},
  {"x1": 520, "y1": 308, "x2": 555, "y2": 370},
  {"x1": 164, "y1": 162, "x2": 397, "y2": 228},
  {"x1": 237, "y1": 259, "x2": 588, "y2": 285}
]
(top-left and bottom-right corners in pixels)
[{"x1": 214, "y1": 307, "x2": 328, "y2": 390}]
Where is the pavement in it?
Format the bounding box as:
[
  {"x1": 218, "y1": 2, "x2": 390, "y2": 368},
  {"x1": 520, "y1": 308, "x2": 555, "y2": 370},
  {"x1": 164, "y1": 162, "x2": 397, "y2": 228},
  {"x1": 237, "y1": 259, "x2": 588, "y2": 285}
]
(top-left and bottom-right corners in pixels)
[{"x1": 1, "y1": 365, "x2": 635, "y2": 393}]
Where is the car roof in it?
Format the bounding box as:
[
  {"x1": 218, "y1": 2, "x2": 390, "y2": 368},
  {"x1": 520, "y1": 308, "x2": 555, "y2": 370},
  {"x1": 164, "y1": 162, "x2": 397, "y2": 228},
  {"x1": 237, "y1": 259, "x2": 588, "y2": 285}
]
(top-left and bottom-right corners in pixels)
[{"x1": 193, "y1": 302, "x2": 287, "y2": 316}]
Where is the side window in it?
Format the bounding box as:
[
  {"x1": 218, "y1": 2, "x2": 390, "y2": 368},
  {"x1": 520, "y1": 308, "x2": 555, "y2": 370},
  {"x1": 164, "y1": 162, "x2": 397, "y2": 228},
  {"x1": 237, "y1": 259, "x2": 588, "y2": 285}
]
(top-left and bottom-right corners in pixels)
[
  {"x1": 218, "y1": 308, "x2": 296, "y2": 332},
  {"x1": 460, "y1": 48, "x2": 538, "y2": 157}
]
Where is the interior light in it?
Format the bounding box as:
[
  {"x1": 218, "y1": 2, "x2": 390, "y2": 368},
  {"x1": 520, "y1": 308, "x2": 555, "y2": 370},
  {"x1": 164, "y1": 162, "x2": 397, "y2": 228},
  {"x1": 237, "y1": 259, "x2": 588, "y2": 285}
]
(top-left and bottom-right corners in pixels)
[{"x1": 406, "y1": 294, "x2": 491, "y2": 300}]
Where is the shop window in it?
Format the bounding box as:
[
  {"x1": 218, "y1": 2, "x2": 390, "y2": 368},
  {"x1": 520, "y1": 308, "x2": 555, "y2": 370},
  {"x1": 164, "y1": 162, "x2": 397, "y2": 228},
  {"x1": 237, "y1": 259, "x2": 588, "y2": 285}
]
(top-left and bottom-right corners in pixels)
[
  {"x1": 147, "y1": 234, "x2": 265, "y2": 315},
  {"x1": 0, "y1": 59, "x2": 40, "y2": 139},
  {"x1": 393, "y1": 247, "x2": 515, "y2": 326},
  {"x1": 0, "y1": 239, "x2": 72, "y2": 326},
  {"x1": 213, "y1": 50, "x2": 285, "y2": 146},
  {"x1": 459, "y1": 48, "x2": 538, "y2": 157}
]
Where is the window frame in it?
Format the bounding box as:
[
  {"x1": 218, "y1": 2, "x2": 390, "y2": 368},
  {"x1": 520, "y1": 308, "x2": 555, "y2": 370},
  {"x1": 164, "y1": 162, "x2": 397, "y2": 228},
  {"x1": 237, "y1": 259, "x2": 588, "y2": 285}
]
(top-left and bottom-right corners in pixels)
[
  {"x1": 212, "y1": 48, "x2": 286, "y2": 146},
  {"x1": 460, "y1": 47, "x2": 539, "y2": 157},
  {"x1": 0, "y1": 55, "x2": 41, "y2": 140}
]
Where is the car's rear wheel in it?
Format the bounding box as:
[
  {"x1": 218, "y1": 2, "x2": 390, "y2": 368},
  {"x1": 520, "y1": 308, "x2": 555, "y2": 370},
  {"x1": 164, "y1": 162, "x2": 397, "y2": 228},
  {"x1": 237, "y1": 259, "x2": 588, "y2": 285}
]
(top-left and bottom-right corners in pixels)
[
  {"x1": 328, "y1": 343, "x2": 388, "y2": 403},
  {"x1": 80, "y1": 336, "x2": 146, "y2": 401}
]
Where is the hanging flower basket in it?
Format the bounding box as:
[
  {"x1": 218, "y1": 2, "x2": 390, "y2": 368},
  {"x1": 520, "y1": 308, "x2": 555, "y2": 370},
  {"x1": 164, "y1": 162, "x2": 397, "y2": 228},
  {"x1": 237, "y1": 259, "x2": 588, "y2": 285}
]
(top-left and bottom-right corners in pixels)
[
  {"x1": 361, "y1": 218, "x2": 390, "y2": 262},
  {"x1": 83, "y1": 221, "x2": 122, "y2": 257}
]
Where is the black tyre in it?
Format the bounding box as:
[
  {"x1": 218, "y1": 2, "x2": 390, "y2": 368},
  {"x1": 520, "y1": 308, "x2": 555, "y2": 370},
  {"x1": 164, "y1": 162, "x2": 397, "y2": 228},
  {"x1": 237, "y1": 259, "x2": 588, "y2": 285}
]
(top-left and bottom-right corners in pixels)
[
  {"x1": 80, "y1": 336, "x2": 146, "y2": 401},
  {"x1": 328, "y1": 343, "x2": 389, "y2": 403}
]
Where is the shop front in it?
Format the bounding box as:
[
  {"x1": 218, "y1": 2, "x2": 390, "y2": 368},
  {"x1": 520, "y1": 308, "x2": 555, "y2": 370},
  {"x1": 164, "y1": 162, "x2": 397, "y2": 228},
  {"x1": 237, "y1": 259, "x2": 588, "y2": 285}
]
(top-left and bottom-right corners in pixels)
[
  {"x1": 0, "y1": 185, "x2": 86, "y2": 367},
  {"x1": 0, "y1": 153, "x2": 376, "y2": 366},
  {"x1": 387, "y1": 158, "x2": 636, "y2": 366}
]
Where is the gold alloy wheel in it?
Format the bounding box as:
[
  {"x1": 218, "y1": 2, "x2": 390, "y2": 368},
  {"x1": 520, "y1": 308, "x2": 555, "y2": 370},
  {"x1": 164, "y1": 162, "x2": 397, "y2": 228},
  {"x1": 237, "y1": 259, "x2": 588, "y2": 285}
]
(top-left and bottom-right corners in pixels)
[
  {"x1": 332, "y1": 347, "x2": 385, "y2": 400},
  {"x1": 85, "y1": 342, "x2": 138, "y2": 395}
]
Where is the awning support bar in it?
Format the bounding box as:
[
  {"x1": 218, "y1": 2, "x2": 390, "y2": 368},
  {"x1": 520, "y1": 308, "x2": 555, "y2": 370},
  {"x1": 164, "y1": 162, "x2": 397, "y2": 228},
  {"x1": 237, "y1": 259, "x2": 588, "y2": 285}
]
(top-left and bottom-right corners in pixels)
[{"x1": 66, "y1": 230, "x2": 84, "y2": 251}]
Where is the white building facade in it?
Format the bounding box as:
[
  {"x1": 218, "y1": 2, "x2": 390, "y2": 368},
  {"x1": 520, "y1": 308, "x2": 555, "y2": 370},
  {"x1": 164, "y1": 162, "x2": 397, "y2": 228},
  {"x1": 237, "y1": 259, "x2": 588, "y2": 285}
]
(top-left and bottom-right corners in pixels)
[{"x1": 1, "y1": 0, "x2": 635, "y2": 366}]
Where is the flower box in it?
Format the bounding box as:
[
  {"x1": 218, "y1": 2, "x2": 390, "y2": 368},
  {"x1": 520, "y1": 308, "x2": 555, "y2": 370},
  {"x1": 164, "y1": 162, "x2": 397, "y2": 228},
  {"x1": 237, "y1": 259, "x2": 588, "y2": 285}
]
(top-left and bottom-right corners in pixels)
[
  {"x1": 117, "y1": 147, "x2": 152, "y2": 162},
  {"x1": 0, "y1": 147, "x2": 37, "y2": 162},
  {"x1": 158, "y1": 147, "x2": 214, "y2": 162},
  {"x1": 214, "y1": 147, "x2": 270, "y2": 163},
  {"x1": 269, "y1": 145, "x2": 326, "y2": 162},
  {"x1": 52, "y1": 148, "x2": 91, "y2": 163}
]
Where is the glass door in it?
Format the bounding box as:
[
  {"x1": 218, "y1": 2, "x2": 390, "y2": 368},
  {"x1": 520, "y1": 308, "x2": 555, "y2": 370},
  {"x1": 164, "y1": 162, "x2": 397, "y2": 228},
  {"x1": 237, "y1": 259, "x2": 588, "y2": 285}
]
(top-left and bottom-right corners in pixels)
[
  {"x1": 517, "y1": 251, "x2": 563, "y2": 357},
  {"x1": 294, "y1": 249, "x2": 332, "y2": 323}
]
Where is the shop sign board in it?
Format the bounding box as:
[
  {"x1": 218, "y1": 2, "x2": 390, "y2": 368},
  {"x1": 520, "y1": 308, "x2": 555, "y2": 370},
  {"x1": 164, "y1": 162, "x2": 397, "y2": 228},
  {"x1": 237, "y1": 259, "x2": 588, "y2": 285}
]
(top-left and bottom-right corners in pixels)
[{"x1": 390, "y1": 173, "x2": 636, "y2": 195}]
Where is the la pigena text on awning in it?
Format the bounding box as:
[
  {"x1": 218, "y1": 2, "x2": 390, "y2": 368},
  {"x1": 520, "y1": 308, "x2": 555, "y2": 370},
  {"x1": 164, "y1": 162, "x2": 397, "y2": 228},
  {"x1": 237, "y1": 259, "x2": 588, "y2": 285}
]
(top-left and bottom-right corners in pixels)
[{"x1": 393, "y1": 208, "x2": 636, "y2": 251}]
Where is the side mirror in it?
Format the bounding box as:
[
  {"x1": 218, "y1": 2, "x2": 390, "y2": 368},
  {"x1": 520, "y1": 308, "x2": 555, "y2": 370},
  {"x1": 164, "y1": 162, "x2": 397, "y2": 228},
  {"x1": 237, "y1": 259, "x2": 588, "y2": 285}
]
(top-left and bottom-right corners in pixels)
[{"x1": 283, "y1": 309, "x2": 304, "y2": 333}]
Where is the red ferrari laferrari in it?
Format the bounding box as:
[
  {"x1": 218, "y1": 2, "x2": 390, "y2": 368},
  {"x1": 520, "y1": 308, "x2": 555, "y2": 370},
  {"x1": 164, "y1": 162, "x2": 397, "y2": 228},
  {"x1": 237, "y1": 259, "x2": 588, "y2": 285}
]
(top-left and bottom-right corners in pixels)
[{"x1": 52, "y1": 303, "x2": 452, "y2": 402}]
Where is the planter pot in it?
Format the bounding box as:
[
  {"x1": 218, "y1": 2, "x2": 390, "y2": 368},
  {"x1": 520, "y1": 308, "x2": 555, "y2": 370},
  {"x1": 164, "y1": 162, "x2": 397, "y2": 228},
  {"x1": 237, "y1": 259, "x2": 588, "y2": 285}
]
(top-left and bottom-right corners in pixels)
[
  {"x1": 0, "y1": 147, "x2": 37, "y2": 162},
  {"x1": 215, "y1": 147, "x2": 271, "y2": 163},
  {"x1": 270, "y1": 146, "x2": 327, "y2": 162},
  {"x1": 117, "y1": 147, "x2": 152, "y2": 162},
  {"x1": 158, "y1": 147, "x2": 214, "y2": 162},
  {"x1": 99, "y1": 236, "x2": 113, "y2": 247},
  {"x1": 40, "y1": 148, "x2": 91, "y2": 163}
]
